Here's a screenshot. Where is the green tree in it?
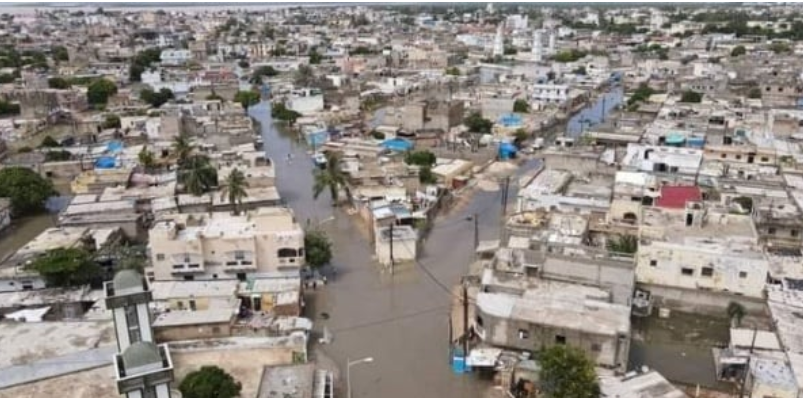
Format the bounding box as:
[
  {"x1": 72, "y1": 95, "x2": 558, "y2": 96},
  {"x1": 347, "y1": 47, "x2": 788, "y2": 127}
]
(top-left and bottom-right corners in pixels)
[
  {"x1": 26, "y1": 247, "x2": 99, "y2": 288},
  {"x1": 404, "y1": 150, "x2": 436, "y2": 167},
  {"x1": 606, "y1": 235, "x2": 638, "y2": 255},
  {"x1": 0, "y1": 100, "x2": 20, "y2": 116},
  {"x1": 540, "y1": 345, "x2": 600, "y2": 398},
  {"x1": 309, "y1": 50, "x2": 323, "y2": 65},
  {"x1": 727, "y1": 301, "x2": 746, "y2": 327},
  {"x1": 129, "y1": 47, "x2": 162, "y2": 82},
  {"x1": 172, "y1": 133, "x2": 194, "y2": 166},
  {"x1": 45, "y1": 150, "x2": 72, "y2": 162},
  {"x1": 627, "y1": 83, "x2": 657, "y2": 106},
  {"x1": 731, "y1": 45, "x2": 746, "y2": 57},
  {"x1": 140, "y1": 88, "x2": 174, "y2": 108},
  {"x1": 418, "y1": 166, "x2": 437, "y2": 184},
  {"x1": 179, "y1": 366, "x2": 241, "y2": 398},
  {"x1": 770, "y1": 41, "x2": 791, "y2": 54},
  {"x1": 205, "y1": 92, "x2": 224, "y2": 101},
  {"x1": 51, "y1": 45, "x2": 69, "y2": 62},
  {"x1": 0, "y1": 167, "x2": 56, "y2": 216},
  {"x1": 464, "y1": 112, "x2": 493, "y2": 134},
  {"x1": 513, "y1": 129, "x2": 530, "y2": 148},
  {"x1": 304, "y1": 229, "x2": 332, "y2": 268},
  {"x1": 102, "y1": 114, "x2": 121, "y2": 129},
  {"x1": 250, "y1": 65, "x2": 279, "y2": 84},
  {"x1": 553, "y1": 49, "x2": 587, "y2": 63},
  {"x1": 312, "y1": 151, "x2": 351, "y2": 205},
  {"x1": 513, "y1": 99, "x2": 529, "y2": 113},
  {"x1": 747, "y1": 87, "x2": 762, "y2": 99},
  {"x1": 180, "y1": 155, "x2": 217, "y2": 196},
  {"x1": 445, "y1": 66, "x2": 460, "y2": 76},
  {"x1": 573, "y1": 65, "x2": 588, "y2": 75},
  {"x1": 40, "y1": 135, "x2": 60, "y2": 148},
  {"x1": 0, "y1": 73, "x2": 14, "y2": 84},
  {"x1": 48, "y1": 77, "x2": 70, "y2": 89},
  {"x1": 680, "y1": 90, "x2": 703, "y2": 103},
  {"x1": 221, "y1": 168, "x2": 249, "y2": 215},
  {"x1": 138, "y1": 147, "x2": 156, "y2": 173},
  {"x1": 86, "y1": 78, "x2": 118, "y2": 106},
  {"x1": 234, "y1": 90, "x2": 261, "y2": 110},
  {"x1": 271, "y1": 102, "x2": 302, "y2": 125},
  {"x1": 237, "y1": 59, "x2": 249, "y2": 69}
]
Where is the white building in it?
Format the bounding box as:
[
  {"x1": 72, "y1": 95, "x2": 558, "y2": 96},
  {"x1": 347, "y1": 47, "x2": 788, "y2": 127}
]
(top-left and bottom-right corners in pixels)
[
  {"x1": 287, "y1": 88, "x2": 325, "y2": 115},
  {"x1": 159, "y1": 49, "x2": 192, "y2": 67},
  {"x1": 493, "y1": 25, "x2": 504, "y2": 57},
  {"x1": 505, "y1": 14, "x2": 529, "y2": 31},
  {"x1": 636, "y1": 207, "x2": 767, "y2": 298},
  {"x1": 531, "y1": 30, "x2": 543, "y2": 62},
  {"x1": 621, "y1": 144, "x2": 704, "y2": 176},
  {"x1": 375, "y1": 225, "x2": 417, "y2": 266},
  {"x1": 531, "y1": 83, "x2": 569, "y2": 105}
]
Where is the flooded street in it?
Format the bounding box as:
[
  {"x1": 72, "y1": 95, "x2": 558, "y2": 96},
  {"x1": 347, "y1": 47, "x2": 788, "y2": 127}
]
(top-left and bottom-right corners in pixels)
[
  {"x1": 0, "y1": 215, "x2": 54, "y2": 262},
  {"x1": 566, "y1": 86, "x2": 624, "y2": 137},
  {"x1": 251, "y1": 102, "x2": 539, "y2": 397}
]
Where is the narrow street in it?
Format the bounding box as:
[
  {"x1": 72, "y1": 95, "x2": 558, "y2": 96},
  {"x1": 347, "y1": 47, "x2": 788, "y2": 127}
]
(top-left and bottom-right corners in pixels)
[{"x1": 251, "y1": 102, "x2": 537, "y2": 397}]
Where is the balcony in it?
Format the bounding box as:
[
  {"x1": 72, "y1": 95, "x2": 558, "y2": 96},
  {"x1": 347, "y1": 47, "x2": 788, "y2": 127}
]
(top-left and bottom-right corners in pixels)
[
  {"x1": 223, "y1": 260, "x2": 257, "y2": 273},
  {"x1": 170, "y1": 263, "x2": 204, "y2": 274}
]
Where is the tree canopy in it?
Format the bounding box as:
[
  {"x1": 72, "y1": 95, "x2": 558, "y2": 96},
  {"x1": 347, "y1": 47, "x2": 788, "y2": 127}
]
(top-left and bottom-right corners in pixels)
[
  {"x1": 0, "y1": 167, "x2": 56, "y2": 216},
  {"x1": 730, "y1": 45, "x2": 746, "y2": 57},
  {"x1": 539, "y1": 345, "x2": 600, "y2": 398},
  {"x1": 234, "y1": 90, "x2": 261, "y2": 110},
  {"x1": 26, "y1": 247, "x2": 100, "y2": 288},
  {"x1": 513, "y1": 99, "x2": 529, "y2": 113},
  {"x1": 102, "y1": 114, "x2": 121, "y2": 129},
  {"x1": 404, "y1": 150, "x2": 436, "y2": 167},
  {"x1": 140, "y1": 88, "x2": 174, "y2": 108},
  {"x1": 304, "y1": 229, "x2": 332, "y2": 268},
  {"x1": 129, "y1": 47, "x2": 162, "y2": 82},
  {"x1": 464, "y1": 112, "x2": 493, "y2": 134},
  {"x1": 48, "y1": 77, "x2": 71, "y2": 89},
  {"x1": 179, "y1": 366, "x2": 242, "y2": 398},
  {"x1": 272, "y1": 102, "x2": 302, "y2": 125},
  {"x1": 86, "y1": 78, "x2": 118, "y2": 106}
]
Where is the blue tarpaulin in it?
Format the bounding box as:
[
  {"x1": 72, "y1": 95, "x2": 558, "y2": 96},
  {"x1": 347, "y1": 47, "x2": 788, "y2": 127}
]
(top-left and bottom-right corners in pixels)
[
  {"x1": 381, "y1": 137, "x2": 413, "y2": 152},
  {"x1": 95, "y1": 156, "x2": 116, "y2": 169},
  {"x1": 498, "y1": 113, "x2": 523, "y2": 128},
  {"x1": 106, "y1": 141, "x2": 124, "y2": 153},
  {"x1": 498, "y1": 142, "x2": 518, "y2": 160}
]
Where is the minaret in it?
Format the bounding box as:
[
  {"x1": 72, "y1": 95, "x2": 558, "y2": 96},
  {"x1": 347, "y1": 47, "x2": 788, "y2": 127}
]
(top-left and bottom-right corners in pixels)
[
  {"x1": 548, "y1": 31, "x2": 556, "y2": 54},
  {"x1": 106, "y1": 270, "x2": 175, "y2": 398},
  {"x1": 493, "y1": 25, "x2": 504, "y2": 57},
  {"x1": 532, "y1": 30, "x2": 543, "y2": 62}
]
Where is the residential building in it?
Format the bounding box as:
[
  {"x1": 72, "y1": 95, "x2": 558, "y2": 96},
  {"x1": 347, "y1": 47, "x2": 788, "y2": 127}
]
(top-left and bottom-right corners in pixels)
[{"x1": 147, "y1": 207, "x2": 305, "y2": 282}]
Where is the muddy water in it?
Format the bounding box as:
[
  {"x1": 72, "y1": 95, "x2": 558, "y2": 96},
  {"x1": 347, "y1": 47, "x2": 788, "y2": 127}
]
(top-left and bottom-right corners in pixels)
[
  {"x1": 250, "y1": 102, "x2": 543, "y2": 397},
  {"x1": 0, "y1": 214, "x2": 54, "y2": 262}
]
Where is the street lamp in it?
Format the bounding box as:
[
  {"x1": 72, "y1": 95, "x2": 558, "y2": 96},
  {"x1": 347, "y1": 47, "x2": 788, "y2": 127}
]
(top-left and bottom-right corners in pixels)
[{"x1": 347, "y1": 357, "x2": 374, "y2": 398}]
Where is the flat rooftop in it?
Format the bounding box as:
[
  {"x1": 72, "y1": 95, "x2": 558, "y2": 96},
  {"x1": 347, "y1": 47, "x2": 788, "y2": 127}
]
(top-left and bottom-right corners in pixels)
[
  {"x1": 599, "y1": 370, "x2": 687, "y2": 398},
  {"x1": 153, "y1": 308, "x2": 235, "y2": 327},
  {"x1": 257, "y1": 364, "x2": 315, "y2": 398},
  {"x1": 518, "y1": 169, "x2": 571, "y2": 199},
  {"x1": 641, "y1": 207, "x2": 758, "y2": 247},
  {"x1": 0, "y1": 321, "x2": 114, "y2": 368},
  {"x1": 149, "y1": 280, "x2": 239, "y2": 300}
]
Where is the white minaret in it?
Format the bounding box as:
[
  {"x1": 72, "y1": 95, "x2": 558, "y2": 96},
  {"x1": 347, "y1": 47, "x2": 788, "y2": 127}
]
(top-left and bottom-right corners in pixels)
[
  {"x1": 107, "y1": 270, "x2": 175, "y2": 398},
  {"x1": 548, "y1": 31, "x2": 556, "y2": 54},
  {"x1": 493, "y1": 25, "x2": 504, "y2": 57},
  {"x1": 532, "y1": 30, "x2": 543, "y2": 62}
]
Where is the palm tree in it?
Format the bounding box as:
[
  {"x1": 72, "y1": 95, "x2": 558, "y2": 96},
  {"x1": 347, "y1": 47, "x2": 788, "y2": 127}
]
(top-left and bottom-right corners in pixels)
[
  {"x1": 180, "y1": 155, "x2": 217, "y2": 196},
  {"x1": 606, "y1": 235, "x2": 638, "y2": 255},
  {"x1": 312, "y1": 151, "x2": 351, "y2": 206},
  {"x1": 172, "y1": 133, "x2": 194, "y2": 167},
  {"x1": 138, "y1": 147, "x2": 155, "y2": 173},
  {"x1": 221, "y1": 168, "x2": 249, "y2": 215},
  {"x1": 727, "y1": 301, "x2": 746, "y2": 327}
]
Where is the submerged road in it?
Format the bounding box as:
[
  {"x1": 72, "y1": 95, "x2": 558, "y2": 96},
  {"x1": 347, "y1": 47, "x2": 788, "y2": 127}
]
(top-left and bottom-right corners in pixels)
[{"x1": 251, "y1": 102, "x2": 540, "y2": 397}]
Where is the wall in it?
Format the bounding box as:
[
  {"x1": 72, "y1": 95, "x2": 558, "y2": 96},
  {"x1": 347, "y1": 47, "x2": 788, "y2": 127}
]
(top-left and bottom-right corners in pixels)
[
  {"x1": 375, "y1": 237, "x2": 416, "y2": 266},
  {"x1": 476, "y1": 310, "x2": 629, "y2": 372},
  {"x1": 639, "y1": 282, "x2": 767, "y2": 316},
  {"x1": 0, "y1": 276, "x2": 46, "y2": 293},
  {"x1": 636, "y1": 242, "x2": 767, "y2": 298},
  {"x1": 154, "y1": 321, "x2": 231, "y2": 342},
  {"x1": 541, "y1": 255, "x2": 635, "y2": 306}
]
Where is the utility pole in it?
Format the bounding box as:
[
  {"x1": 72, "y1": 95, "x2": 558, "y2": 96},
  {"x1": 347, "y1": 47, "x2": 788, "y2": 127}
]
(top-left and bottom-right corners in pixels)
[
  {"x1": 501, "y1": 176, "x2": 511, "y2": 217},
  {"x1": 740, "y1": 325, "x2": 758, "y2": 397},
  {"x1": 389, "y1": 223, "x2": 394, "y2": 275},
  {"x1": 462, "y1": 280, "x2": 469, "y2": 367},
  {"x1": 473, "y1": 212, "x2": 479, "y2": 253}
]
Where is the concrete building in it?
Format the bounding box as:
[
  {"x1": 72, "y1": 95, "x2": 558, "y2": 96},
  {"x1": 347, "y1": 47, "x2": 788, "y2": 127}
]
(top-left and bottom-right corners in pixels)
[
  {"x1": 147, "y1": 208, "x2": 305, "y2": 282},
  {"x1": 159, "y1": 49, "x2": 192, "y2": 66},
  {"x1": 474, "y1": 272, "x2": 631, "y2": 372},
  {"x1": 531, "y1": 84, "x2": 569, "y2": 105},
  {"x1": 375, "y1": 225, "x2": 417, "y2": 266},
  {"x1": 599, "y1": 368, "x2": 688, "y2": 398},
  {"x1": 287, "y1": 88, "x2": 324, "y2": 115},
  {"x1": 637, "y1": 206, "x2": 768, "y2": 300}
]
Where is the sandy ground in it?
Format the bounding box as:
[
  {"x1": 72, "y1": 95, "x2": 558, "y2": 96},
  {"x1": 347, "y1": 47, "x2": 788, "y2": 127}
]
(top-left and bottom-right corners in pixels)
[{"x1": 0, "y1": 321, "x2": 115, "y2": 367}]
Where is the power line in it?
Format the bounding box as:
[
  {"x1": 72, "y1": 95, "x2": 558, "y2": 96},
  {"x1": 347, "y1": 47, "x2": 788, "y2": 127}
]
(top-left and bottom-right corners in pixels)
[
  {"x1": 330, "y1": 304, "x2": 450, "y2": 334},
  {"x1": 393, "y1": 238, "x2": 478, "y2": 305}
]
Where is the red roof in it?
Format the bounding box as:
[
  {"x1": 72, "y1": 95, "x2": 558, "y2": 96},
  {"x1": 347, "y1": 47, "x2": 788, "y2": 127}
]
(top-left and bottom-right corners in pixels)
[{"x1": 655, "y1": 186, "x2": 702, "y2": 209}]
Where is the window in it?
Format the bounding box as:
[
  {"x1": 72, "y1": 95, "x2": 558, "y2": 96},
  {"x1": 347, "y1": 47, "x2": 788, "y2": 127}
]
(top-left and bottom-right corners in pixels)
[
  {"x1": 555, "y1": 335, "x2": 566, "y2": 345},
  {"x1": 591, "y1": 343, "x2": 601, "y2": 352},
  {"x1": 212, "y1": 326, "x2": 221, "y2": 334},
  {"x1": 649, "y1": 260, "x2": 658, "y2": 267},
  {"x1": 518, "y1": 329, "x2": 529, "y2": 340},
  {"x1": 739, "y1": 271, "x2": 748, "y2": 279},
  {"x1": 681, "y1": 268, "x2": 694, "y2": 276},
  {"x1": 125, "y1": 306, "x2": 141, "y2": 344},
  {"x1": 172, "y1": 264, "x2": 184, "y2": 270},
  {"x1": 234, "y1": 250, "x2": 245, "y2": 260},
  {"x1": 177, "y1": 301, "x2": 184, "y2": 310},
  {"x1": 720, "y1": 153, "x2": 727, "y2": 159},
  {"x1": 189, "y1": 300, "x2": 196, "y2": 311},
  {"x1": 183, "y1": 254, "x2": 190, "y2": 263},
  {"x1": 476, "y1": 316, "x2": 484, "y2": 328},
  {"x1": 183, "y1": 275, "x2": 194, "y2": 281},
  {"x1": 701, "y1": 267, "x2": 714, "y2": 277},
  {"x1": 760, "y1": 157, "x2": 769, "y2": 162},
  {"x1": 792, "y1": 230, "x2": 799, "y2": 237},
  {"x1": 736, "y1": 155, "x2": 742, "y2": 160},
  {"x1": 768, "y1": 228, "x2": 777, "y2": 235},
  {"x1": 156, "y1": 253, "x2": 165, "y2": 261},
  {"x1": 188, "y1": 263, "x2": 200, "y2": 269},
  {"x1": 278, "y1": 248, "x2": 298, "y2": 258}
]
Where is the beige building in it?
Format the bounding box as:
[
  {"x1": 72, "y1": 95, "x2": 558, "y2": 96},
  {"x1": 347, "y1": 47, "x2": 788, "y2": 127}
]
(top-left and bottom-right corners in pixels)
[{"x1": 147, "y1": 208, "x2": 305, "y2": 282}]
